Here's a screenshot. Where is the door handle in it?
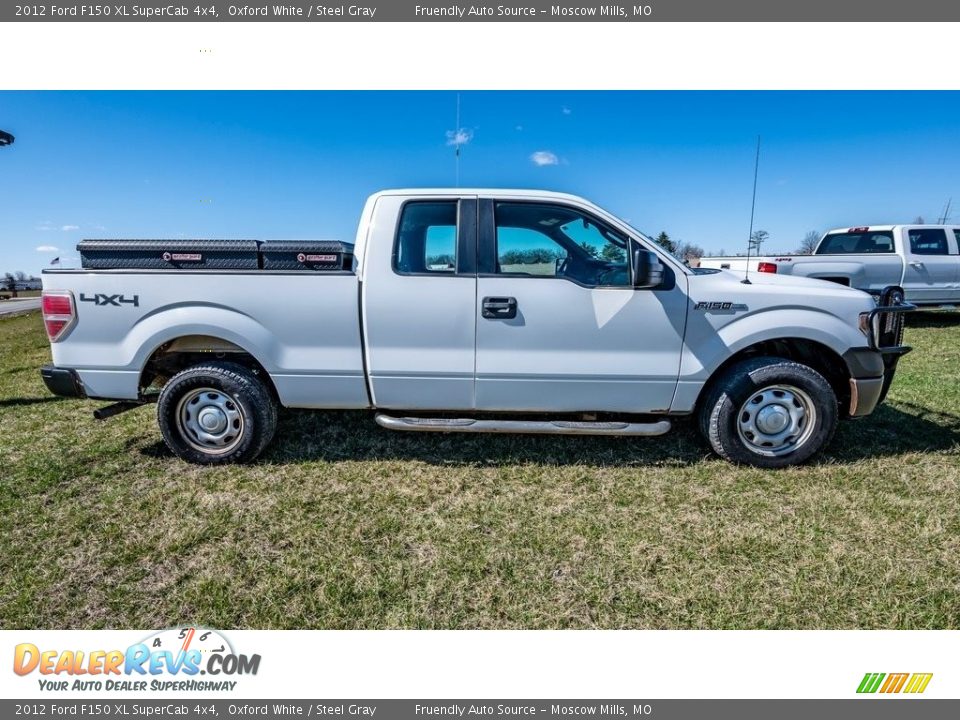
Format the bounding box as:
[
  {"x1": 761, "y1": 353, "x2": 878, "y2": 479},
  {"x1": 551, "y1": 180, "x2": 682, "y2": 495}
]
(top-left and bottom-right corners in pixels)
[
  {"x1": 910, "y1": 261, "x2": 924, "y2": 267},
  {"x1": 482, "y1": 296, "x2": 518, "y2": 319}
]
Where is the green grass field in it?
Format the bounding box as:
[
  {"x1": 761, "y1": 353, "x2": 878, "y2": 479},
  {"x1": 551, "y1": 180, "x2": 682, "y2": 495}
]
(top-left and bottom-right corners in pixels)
[{"x1": 1, "y1": 310, "x2": 958, "y2": 629}]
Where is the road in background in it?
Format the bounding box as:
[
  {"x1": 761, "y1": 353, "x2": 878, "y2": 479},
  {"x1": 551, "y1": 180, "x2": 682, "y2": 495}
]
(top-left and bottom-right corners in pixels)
[{"x1": 0, "y1": 298, "x2": 40, "y2": 316}]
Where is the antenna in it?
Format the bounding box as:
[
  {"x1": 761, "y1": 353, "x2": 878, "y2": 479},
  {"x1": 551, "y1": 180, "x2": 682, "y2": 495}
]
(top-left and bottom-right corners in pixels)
[
  {"x1": 742, "y1": 135, "x2": 761, "y2": 285},
  {"x1": 454, "y1": 92, "x2": 461, "y2": 187}
]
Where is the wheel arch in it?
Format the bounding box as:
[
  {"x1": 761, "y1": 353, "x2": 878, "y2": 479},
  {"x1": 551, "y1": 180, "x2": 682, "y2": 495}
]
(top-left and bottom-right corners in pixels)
[
  {"x1": 695, "y1": 337, "x2": 852, "y2": 419},
  {"x1": 139, "y1": 333, "x2": 279, "y2": 400}
]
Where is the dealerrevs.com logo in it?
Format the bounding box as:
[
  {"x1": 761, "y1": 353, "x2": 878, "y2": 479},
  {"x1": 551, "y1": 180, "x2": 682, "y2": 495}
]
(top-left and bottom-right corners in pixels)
[{"x1": 13, "y1": 627, "x2": 261, "y2": 692}]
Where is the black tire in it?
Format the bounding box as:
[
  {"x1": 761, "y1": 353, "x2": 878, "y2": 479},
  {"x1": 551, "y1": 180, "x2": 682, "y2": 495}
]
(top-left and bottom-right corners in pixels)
[
  {"x1": 698, "y1": 356, "x2": 838, "y2": 468},
  {"x1": 157, "y1": 361, "x2": 277, "y2": 465}
]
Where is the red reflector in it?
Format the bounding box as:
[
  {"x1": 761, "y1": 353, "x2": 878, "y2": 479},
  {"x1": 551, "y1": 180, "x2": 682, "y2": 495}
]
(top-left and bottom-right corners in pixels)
[
  {"x1": 41, "y1": 290, "x2": 76, "y2": 342},
  {"x1": 758, "y1": 262, "x2": 778, "y2": 274}
]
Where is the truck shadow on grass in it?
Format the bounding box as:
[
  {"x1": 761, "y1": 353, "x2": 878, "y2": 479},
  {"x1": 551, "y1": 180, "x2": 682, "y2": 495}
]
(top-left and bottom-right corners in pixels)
[
  {"x1": 142, "y1": 400, "x2": 956, "y2": 468},
  {"x1": 906, "y1": 310, "x2": 960, "y2": 330}
]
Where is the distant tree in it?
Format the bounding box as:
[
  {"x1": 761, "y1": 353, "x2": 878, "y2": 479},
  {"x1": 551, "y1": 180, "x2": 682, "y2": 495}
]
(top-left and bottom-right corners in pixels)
[
  {"x1": 578, "y1": 241, "x2": 598, "y2": 258},
  {"x1": 2, "y1": 272, "x2": 17, "y2": 297},
  {"x1": 426, "y1": 254, "x2": 455, "y2": 268},
  {"x1": 797, "y1": 230, "x2": 820, "y2": 255},
  {"x1": 674, "y1": 241, "x2": 704, "y2": 264},
  {"x1": 14, "y1": 271, "x2": 27, "y2": 282},
  {"x1": 600, "y1": 243, "x2": 626, "y2": 263},
  {"x1": 914, "y1": 215, "x2": 925, "y2": 224},
  {"x1": 749, "y1": 230, "x2": 769, "y2": 254},
  {"x1": 654, "y1": 231, "x2": 675, "y2": 254},
  {"x1": 500, "y1": 248, "x2": 563, "y2": 266}
]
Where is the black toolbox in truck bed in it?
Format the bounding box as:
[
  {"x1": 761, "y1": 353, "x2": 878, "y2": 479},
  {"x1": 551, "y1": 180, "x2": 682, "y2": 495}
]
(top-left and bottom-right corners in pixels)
[
  {"x1": 78, "y1": 239, "x2": 261, "y2": 270},
  {"x1": 259, "y1": 240, "x2": 354, "y2": 271}
]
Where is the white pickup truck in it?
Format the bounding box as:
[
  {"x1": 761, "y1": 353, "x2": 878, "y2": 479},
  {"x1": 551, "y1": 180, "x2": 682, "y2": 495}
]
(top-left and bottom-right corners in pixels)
[
  {"x1": 40, "y1": 189, "x2": 913, "y2": 468},
  {"x1": 701, "y1": 225, "x2": 960, "y2": 306}
]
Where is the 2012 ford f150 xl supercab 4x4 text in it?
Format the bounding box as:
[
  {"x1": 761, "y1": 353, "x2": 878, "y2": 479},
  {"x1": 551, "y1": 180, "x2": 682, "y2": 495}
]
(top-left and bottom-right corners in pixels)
[{"x1": 40, "y1": 189, "x2": 914, "y2": 468}]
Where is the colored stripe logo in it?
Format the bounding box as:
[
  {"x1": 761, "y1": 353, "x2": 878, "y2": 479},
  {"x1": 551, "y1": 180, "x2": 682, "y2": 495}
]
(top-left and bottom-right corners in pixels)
[{"x1": 857, "y1": 672, "x2": 933, "y2": 694}]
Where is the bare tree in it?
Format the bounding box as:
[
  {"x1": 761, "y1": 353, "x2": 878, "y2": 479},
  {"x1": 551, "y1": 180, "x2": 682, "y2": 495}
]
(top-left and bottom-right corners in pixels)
[
  {"x1": 2, "y1": 272, "x2": 17, "y2": 297},
  {"x1": 675, "y1": 241, "x2": 705, "y2": 265},
  {"x1": 914, "y1": 215, "x2": 925, "y2": 224},
  {"x1": 797, "y1": 230, "x2": 820, "y2": 255},
  {"x1": 749, "y1": 230, "x2": 769, "y2": 254}
]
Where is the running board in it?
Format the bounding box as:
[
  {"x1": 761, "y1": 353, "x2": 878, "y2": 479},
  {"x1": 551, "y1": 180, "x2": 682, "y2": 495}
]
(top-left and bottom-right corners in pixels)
[{"x1": 375, "y1": 414, "x2": 672, "y2": 437}]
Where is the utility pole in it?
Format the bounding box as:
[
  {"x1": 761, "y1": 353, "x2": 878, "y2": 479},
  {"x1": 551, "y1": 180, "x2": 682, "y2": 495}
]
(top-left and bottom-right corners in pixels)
[{"x1": 937, "y1": 197, "x2": 952, "y2": 224}]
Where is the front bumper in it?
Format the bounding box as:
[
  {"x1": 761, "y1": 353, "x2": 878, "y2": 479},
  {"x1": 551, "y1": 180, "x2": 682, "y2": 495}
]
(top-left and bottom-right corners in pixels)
[
  {"x1": 41, "y1": 365, "x2": 86, "y2": 398},
  {"x1": 848, "y1": 376, "x2": 885, "y2": 418},
  {"x1": 843, "y1": 286, "x2": 915, "y2": 417}
]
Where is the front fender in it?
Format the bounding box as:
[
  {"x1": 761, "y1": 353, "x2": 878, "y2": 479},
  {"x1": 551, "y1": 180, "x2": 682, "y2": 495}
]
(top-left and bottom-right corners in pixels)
[{"x1": 679, "y1": 306, "x2": 862, "y2": 382}]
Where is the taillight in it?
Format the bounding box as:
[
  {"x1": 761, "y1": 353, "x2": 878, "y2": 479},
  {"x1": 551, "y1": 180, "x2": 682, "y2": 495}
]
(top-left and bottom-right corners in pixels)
[
  {"x1": 41, "y1": 290, "x2": 76, "y2": 342},
  {"x1": 758, "y1": 262, "x2": 778, "y2": 274}
]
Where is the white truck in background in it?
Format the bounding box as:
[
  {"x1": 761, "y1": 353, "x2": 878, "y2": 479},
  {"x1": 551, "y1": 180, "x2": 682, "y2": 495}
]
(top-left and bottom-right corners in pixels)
[
  {"x1": 40, "y1": 189, "x2": 913, "y2": 469},
  {"x1": 700, "y1": 225, "x2": 960, "y2": 306}
]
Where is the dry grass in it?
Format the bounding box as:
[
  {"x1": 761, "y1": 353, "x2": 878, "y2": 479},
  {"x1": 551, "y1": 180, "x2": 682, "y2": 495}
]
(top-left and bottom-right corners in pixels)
[{"x1": 1, "y1": 310, "x2": 959, "y2": 629}]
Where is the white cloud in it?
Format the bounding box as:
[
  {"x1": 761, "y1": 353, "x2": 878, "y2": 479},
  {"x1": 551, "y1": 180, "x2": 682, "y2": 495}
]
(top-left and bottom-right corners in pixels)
[
  {"x1": 530, "y1": 151, "x2": 560, "y2": 167},
  {"x1": 35, "y1": 245, "x2": 59, "y2": 252},
  {"x1": 562, "y1": 106, "x2": 572, "y2": 115},
  {"x1": 35, "y1": 222, "x2": 53, "y2": 231},
  {"x1": 445, "y1": 128, "x2": 474, "y2": 146},
  {"x1": 515, "y1": 125, "x2": 523, "y2": 131},
  {"x1": 61, "y1": 224, "x2": 80, "y2": 231}
]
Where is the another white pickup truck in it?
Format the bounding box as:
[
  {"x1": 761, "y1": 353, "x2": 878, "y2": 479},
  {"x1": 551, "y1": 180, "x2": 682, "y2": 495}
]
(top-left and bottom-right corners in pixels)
[
  {"x1": 701, "y1": 225, "x2": 960, "y2": 306},
  {"x1": 40, "y1": 189, "x2": 913, "y2": 468}
]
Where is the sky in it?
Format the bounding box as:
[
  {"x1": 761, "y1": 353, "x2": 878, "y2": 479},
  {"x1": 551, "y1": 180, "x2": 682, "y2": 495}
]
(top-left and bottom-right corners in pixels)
[{"x1": 2, "y1": 90, "x2": 960, "y2": 276}]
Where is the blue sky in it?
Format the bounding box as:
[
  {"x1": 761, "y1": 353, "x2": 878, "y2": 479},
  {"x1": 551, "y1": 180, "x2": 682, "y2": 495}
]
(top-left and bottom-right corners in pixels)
[{"x1": 2, "y1": 90, "x2": 960, "y2": 275}]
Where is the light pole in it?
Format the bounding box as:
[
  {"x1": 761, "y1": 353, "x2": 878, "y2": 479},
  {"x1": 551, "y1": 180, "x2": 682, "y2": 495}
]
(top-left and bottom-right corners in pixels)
[{"x1": 1, "y1": 130, "x2": 14, "y2": 296}]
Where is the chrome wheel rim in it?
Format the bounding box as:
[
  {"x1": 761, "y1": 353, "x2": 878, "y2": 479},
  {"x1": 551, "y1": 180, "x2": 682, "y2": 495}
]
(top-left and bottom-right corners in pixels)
[
  {"x1": 176, "y1": 387, "x2": 244, "y2": 455},
  {"x1": 736, "y1": 384, "x2": 816, "y2": 457}
]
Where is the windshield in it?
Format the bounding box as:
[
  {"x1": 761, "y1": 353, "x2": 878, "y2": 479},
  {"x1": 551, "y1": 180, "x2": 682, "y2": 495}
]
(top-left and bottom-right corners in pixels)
[{"x1": 816, "y1": 231, "x2": 895, "y2": 254}]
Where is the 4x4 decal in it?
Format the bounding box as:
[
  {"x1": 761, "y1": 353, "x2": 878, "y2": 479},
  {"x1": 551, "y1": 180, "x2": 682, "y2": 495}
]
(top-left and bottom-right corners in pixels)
[{"x1": 79, "y1": 293, "x2": 139, "y2": 307}]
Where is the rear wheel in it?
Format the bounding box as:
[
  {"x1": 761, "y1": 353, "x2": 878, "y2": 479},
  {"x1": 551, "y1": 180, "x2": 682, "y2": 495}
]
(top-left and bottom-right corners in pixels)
[
  {"x1": 157, "y1": 362, "x2": 277, "y2": 464},
  {"x1": 698, "y1": 357, "x2": 838, "y2": 468}
]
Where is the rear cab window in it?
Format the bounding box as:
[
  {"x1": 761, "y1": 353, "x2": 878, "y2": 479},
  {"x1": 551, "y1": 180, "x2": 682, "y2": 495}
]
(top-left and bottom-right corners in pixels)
[
  {"x1": 907, "y1": 228, "x2": 949, "y2": 255},
  {"x1": 815, "y1": 229, "x2": 895, "y2": 254},
  {"x1": 394, "y1": 201, "x2": 458, "y2": 274}
]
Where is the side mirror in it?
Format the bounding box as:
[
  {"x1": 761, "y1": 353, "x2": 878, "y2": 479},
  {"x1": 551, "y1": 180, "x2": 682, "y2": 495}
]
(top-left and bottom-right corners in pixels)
[{"x1": 632, "y1": 246, "x2": 665, "y2": 289}]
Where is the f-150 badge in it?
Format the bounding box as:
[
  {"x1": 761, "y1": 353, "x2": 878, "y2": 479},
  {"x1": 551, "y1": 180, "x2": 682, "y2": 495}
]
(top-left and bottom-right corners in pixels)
[{"x1": 694, "y1": 301, "x2": 748, "y2": 311}]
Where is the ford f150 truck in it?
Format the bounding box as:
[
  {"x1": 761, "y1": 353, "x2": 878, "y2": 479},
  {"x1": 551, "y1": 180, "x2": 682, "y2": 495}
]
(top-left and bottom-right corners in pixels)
[
  {"x1": 700, "y1": 225, "x2": 960, "y2": 306},
  {"x1": 40, "y1": 189, "x2": 913, "y2": 468}
]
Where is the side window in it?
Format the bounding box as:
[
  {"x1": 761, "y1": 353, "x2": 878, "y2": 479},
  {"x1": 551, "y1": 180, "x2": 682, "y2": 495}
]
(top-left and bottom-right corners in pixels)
[
  {"x1": 394, "y1": 201, "x2": 457, "y2": 274},
  {"x1": 908, "y1": 228, "x2": 949, "y2": 255},
  {"x1": 494, "y1": 202, "x2": 630, "y2": 287},
  {"x1": 954, "y1": 230, "x2": 960, "y2": 253}
]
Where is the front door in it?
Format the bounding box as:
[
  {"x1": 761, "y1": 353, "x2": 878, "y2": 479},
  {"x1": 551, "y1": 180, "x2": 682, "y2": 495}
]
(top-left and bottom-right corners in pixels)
[
  {"x1": 901, "y1": 227, "x2": 959, "y2": 304},
  {"x1": 474, "y1": 199, "x2": 688, "y2": 414}
]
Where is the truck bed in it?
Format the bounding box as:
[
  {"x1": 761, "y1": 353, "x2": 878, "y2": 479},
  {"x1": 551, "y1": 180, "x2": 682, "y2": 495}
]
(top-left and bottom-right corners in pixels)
[{"x1": 42, "y1": 268, "x2": 369, "y2": 409}]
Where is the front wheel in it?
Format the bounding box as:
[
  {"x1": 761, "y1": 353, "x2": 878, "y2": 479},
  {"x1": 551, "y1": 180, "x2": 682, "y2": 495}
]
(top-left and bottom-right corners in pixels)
[
  {"x1": 157, "y1": 361, "x2": 277, "y2": 464},
  {"x1": 698, "y1": 357, "x2": 838, "y2": 468}
]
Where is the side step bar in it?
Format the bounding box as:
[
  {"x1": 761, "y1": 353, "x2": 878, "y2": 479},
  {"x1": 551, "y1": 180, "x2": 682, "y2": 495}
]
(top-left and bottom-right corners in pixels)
[{"x1": 375, "y1": 414, "x2": 671, "y2": 437}]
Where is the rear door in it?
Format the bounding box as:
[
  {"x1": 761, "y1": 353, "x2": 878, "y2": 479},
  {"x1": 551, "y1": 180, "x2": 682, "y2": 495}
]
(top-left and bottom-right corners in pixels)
[
  {"x1": 901, "y1": 227, "x2": 958, "y2": 304},
  {"x1": 473, "y1": 198, "x2": 688, "y2": 414},
  {"x1": 362, "y1": 194, "x2": 478, "y2": 410}
]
